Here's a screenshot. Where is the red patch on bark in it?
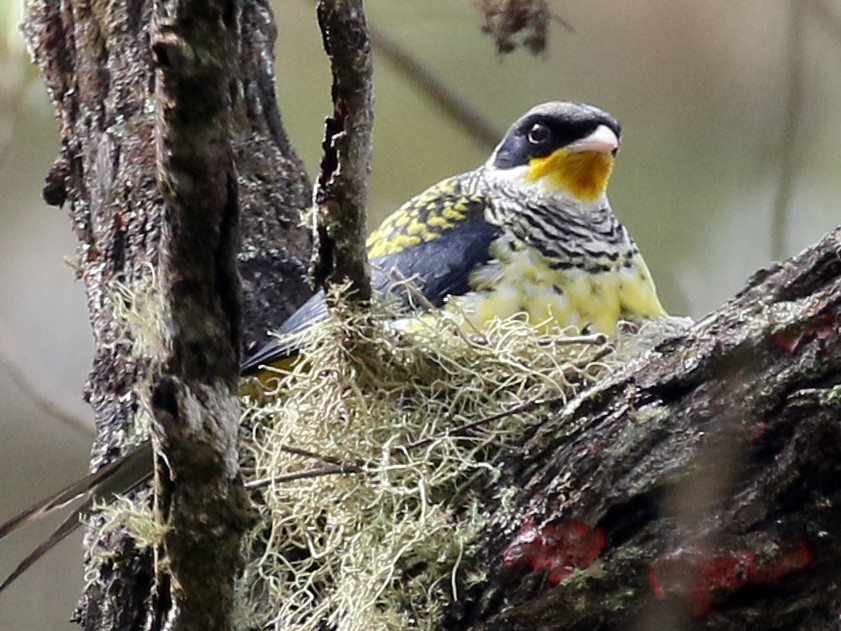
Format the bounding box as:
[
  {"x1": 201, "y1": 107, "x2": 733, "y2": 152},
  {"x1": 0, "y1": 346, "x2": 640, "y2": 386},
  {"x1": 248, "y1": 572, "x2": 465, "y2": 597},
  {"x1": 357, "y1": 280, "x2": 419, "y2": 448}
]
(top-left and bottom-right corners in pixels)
[
  {"x1": 744, "y1": 420, "x2": 769, "y2": 442},
  {"x1": 502, "y1": 518, "x2": 606, "y2": 585},
  {"x1": 773, "y1": 314, "x2": 835, "y2": 353},
  {"x1": 648, "y1": 541, "x2": 811, "y2": 617},
  {"x1": 749, "y1": 540, "x2": 811, "y2": 583}
]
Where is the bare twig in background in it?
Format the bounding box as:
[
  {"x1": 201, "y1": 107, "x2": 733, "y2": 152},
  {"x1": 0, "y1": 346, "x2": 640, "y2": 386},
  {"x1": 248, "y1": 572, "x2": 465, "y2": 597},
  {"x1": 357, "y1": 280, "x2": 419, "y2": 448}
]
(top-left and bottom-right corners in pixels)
[
  {"x1": 370, "y1": 24, "x2": 502, "y2": 150},
  {"x1": 0, "y1": 322, "x2": 92, "y2": 435},
  {"x1": 548, "y1": 12, "x2": 575, "y2": 34},
  {"x1": 771, "y1": 0, "x2": 805, "y2": 261},
  {"x1": 806, "y1": 0, "x2": 841, "y2": 46},
  {"x1": 312, "y1": 0, "x2": 374, "y2": 303},
  {"x1": 0, "y1": 7, "x2": 91, "y2": 434},
  {"x1": 302, "y1": 0, "x2": 503, "y2": 151}
]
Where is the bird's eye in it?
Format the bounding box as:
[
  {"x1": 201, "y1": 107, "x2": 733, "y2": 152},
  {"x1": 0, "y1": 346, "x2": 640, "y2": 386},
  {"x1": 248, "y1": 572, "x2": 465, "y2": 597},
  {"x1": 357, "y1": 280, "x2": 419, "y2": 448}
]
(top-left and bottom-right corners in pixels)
[{"x1": 527, "y1": 123, "x2": 551, "y2": 145}]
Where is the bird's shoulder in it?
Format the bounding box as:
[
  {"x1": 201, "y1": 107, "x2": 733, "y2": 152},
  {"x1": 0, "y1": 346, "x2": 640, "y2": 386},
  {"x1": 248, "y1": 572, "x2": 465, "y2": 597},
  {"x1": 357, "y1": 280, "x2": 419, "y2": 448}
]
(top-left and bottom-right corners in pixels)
[
  {"x1": 240, "y1": 173, "x2": 504, "y2": 375},
  {"x1": 366, "y1": 173, "x2": 493, "y2": 258},
  {"x1": 366, "y1": 173, "x2": 505, "y2": 308}
]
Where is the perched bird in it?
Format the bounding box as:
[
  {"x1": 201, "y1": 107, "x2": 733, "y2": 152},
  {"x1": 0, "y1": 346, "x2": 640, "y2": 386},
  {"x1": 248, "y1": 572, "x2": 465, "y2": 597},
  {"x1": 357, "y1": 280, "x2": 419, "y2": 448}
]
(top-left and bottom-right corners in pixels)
[
  {"x1": 1, "y1": 101, "x2": 665, "y2": 593},
  {"x1": 242, "y1": 100, "x2": 664, "y2": 374}
]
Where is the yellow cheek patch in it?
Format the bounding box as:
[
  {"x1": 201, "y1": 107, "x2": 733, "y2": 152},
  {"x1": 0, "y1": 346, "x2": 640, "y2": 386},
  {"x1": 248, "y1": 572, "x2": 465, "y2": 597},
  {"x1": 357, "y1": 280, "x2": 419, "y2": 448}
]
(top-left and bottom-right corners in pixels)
[{"x1": 526, "y1": 149, "x2": 614, "y2": 202}]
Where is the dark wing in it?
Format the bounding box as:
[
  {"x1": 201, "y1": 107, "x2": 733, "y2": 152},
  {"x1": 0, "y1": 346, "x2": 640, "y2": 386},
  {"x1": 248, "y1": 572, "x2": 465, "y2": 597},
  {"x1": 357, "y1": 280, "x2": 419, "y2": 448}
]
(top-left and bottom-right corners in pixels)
[
  {"x1": 368, "y1": 209, "x2": 500, "y2": 308},
  {"x1": 240, "y1": 175, "x2": 501, "y2": 375},
  {"x1": 239, "y1": 291, "x2": 329, "y2": 373}
]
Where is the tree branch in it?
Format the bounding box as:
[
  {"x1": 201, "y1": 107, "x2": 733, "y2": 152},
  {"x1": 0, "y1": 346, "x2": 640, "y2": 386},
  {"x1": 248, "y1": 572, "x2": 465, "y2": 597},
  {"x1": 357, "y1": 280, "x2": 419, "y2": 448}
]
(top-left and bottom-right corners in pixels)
[
  {"x1": 149, "y1": 1, "x2": 251, "y2": 628},
  {"x1": 21, "y1": 0, "x2": 311, "y2": 628},
  {"x1": 235, "y1": 1, "x2": 314, "y2": 354},
  {"x1": 312, "y1": 0, "x2": 374, "y2": 303},
  {"x1": 369, "y1": 24, "x2": 502, "y2": 149},
  {"x1": 446, "y1": 227, "x2": 841, "y2": 630},
  {"x1": 0, "y1": 319, "x2": 92, "y2": 435}
]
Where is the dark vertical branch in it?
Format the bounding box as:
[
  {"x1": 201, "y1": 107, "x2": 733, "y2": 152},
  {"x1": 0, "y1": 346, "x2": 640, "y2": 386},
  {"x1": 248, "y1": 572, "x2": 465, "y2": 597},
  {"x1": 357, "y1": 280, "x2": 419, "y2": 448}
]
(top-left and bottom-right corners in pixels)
[
  {"x1": 312, "y1": 0, "x2": 374, "y2": 303},
  {"x1": 235, "y1": 1, "x2": 314, "y2": 354},
  {"x1": 149, "y1": 1, "x2": 251, "y2": 629},
  {"x1": 152, "y1": 1, "x2": 241, "y2": 385},
  {"x1": 20, "y1": 0, "x2": 310, "y2": 627}
]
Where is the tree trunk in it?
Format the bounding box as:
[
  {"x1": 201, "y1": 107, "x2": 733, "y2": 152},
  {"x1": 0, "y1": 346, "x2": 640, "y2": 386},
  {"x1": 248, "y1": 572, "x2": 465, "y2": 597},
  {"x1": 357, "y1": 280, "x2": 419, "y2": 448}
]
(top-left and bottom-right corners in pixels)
[{"x1": 21, "y1": 0, "x2": 312, "y2": 628}]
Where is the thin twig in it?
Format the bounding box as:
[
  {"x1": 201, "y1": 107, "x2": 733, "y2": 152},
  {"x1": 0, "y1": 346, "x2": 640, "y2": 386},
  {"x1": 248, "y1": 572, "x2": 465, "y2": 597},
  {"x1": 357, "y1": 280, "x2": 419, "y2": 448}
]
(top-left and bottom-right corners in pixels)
[
  {"x1": 0, "y1": 322, "x2": 93, "y2": 435},
  {"x1": 245, "y1": 464, "x2": 361, "y2": 490},
  {"x1": 549, "y1": 13, "x2": 575, "y2": 34},
  {"x1": 369, "y1": 24, "x2": 502, "y2": 150},
  {"x1": 249, "y1": 398, "x2": 559, "y2": 491},
  {"x1": 395, "y1": 398, "x2": 551, "y2": 452},
  {"x1": 771, "y1": 0, "x2": 805, "y2": 261},
  {"x1": 303, "y1": 0, "x2": 503, "y2": 150},
  {"x1": 278, "y1": 443, "x2": 364, "y2": 469}
]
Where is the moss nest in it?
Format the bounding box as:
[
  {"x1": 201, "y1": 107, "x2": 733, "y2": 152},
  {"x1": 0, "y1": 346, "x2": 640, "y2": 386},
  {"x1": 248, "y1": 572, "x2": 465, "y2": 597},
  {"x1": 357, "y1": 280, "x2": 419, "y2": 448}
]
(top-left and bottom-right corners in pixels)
[
  {"x1": 234, "y1": 293, "x2": 618, "y2": 630},
  {"x1": 92, "y1": 277, "x2": 686, "y2": 630}
]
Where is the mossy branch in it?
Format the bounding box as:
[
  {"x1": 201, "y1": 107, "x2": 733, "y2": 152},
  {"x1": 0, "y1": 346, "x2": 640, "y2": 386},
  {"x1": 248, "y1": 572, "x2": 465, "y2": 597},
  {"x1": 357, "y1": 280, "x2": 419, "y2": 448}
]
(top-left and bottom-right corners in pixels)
[{"x1": 20, "y1": 0, "x2": 311, "y2": 628}]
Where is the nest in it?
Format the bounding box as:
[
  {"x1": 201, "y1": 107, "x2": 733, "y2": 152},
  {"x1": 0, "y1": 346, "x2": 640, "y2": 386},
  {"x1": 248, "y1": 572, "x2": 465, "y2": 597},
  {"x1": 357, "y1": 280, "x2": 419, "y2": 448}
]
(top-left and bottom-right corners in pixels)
[
  {"x1": 234, "y1": 294, "x2": 616, "y2": 630},
  {"x1": 93, "y1": 276, "x2": 683, "y2": 630}
]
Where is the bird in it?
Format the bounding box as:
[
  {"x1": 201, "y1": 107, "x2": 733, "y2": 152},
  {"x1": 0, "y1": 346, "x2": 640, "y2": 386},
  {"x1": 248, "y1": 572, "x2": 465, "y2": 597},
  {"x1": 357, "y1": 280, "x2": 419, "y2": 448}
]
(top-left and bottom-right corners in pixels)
[
  {"x1": 0, "y1": 101, "x2": 665, "y2": 593},
  {"x1": 241, "y1": 100, "x2": 664, "y2": 374}
]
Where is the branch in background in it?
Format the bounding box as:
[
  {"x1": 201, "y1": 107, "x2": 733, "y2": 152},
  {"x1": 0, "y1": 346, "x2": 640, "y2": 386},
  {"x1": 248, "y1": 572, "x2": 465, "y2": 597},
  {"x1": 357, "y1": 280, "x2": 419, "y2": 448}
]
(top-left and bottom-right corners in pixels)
[
  {"x1": 150, "y1": 0, "x2": 251, "y2": 627},
  {"x1": 0, "y1": 321, "x2": 92, "y2": 435},
  {"x1": 771, "y1": 0, "x2": 805, "y2": 261},
  {"x1": 370, "y1": 24, "x2": 502, "y2": 150},
  {"x1": 806, "y1": 0, "x2": 841, "y2": 46},
  {"x1": 304, "y1": 0, "x2": 501, "y2": 150},
  {"x1": 312, "y1": 0, "x2": 374, "y2": 304}
]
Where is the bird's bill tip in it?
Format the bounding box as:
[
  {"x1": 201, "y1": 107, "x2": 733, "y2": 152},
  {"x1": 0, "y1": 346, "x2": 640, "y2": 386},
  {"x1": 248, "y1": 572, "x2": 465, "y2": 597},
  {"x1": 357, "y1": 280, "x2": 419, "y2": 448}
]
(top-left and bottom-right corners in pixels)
[{"x1": 566, "y1": 124, "x2": 620, "y2": 155}]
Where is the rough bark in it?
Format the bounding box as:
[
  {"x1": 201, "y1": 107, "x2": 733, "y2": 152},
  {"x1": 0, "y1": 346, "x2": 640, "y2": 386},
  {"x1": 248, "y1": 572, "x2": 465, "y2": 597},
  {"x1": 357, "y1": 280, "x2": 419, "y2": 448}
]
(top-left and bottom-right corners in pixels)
[
  {"x1": 312, "y1": 0, "x2": 373, "y2": 302},
  {"x1": 149, "y1": 2, "x2": 251, "y2": 629},
  {"x1": 21, "y1": 0, "x2": 311, "y2": 629},
  {"x1": 445, "y1": 227, "x2": 841, "y2": 631},
  {"x1": 235, "y1": 1, "x2": 314, "y2": 355}
]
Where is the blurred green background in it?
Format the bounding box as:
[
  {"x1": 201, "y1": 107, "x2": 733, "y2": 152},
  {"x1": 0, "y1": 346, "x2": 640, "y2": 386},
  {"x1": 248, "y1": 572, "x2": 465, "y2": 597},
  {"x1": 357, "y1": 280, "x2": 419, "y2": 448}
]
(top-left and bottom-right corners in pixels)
[{"x1": 1, "y1": 1, "x2": 839, "y2": 629}]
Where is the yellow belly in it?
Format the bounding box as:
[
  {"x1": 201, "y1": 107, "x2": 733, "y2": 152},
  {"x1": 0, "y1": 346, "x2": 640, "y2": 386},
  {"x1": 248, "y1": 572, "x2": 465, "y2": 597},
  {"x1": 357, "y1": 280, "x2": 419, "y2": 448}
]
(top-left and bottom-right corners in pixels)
[{"x1": 461, "y1": 247, "x2": 665, "y2": 335}]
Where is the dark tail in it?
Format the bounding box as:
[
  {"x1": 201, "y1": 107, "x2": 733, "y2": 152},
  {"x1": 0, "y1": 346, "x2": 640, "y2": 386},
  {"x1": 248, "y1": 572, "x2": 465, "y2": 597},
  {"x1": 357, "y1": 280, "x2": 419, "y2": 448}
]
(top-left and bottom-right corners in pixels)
[{"x1": 0, "y1": 442, "x2": 153, "y2": 595}]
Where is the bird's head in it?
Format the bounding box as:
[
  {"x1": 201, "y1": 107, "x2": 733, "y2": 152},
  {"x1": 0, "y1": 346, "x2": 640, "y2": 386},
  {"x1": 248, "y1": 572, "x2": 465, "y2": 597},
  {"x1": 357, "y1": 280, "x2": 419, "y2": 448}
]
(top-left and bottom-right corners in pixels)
[{"x1": 487, "y1": 101, "x2": 621, "y2": 204}]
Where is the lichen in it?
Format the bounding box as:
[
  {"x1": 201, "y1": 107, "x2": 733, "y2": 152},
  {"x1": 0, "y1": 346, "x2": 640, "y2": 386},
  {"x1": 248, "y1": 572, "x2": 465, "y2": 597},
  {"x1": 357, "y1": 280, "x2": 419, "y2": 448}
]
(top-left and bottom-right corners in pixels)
[{"x1": 234, "y1": 290, "x2": 617, "y2": 630}]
